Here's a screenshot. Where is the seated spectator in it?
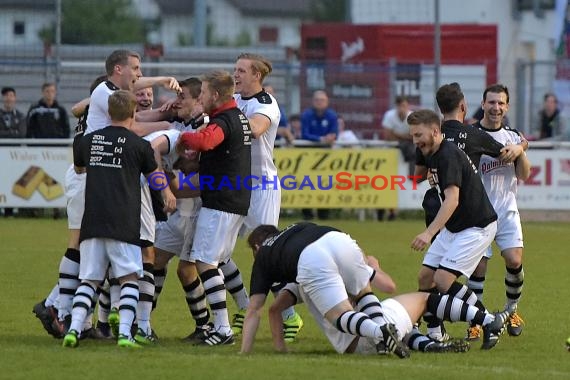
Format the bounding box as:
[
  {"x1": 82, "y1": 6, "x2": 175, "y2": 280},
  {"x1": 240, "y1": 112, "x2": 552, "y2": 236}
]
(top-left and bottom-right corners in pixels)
[
  {"x1": 301, "y1": 90, "x2": 338, "y2": 146},
  {"x1": 336, "y1": 115, "x2": 360, "y2": 147},
  {"x1": 265, "y1": 85, "x2": 294, "y2": 145},
  {"x1": 379, "y1": 96, "x2": 413, "y2": 221},
  {"x1": 301, "y1": 90, "x2": 338, "y2": 220}
]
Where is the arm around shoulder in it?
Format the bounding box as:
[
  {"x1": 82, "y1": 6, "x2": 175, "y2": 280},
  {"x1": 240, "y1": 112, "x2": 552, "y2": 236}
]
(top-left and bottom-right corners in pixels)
[{"x1": 515, "y1": 151, "x2": 531, "y2": 181}]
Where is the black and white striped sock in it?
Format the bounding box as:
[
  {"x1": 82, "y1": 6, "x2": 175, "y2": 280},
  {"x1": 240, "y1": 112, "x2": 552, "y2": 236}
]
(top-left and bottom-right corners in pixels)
[
  {"x1": 69, "y1": 281, "x2": 96, "y2": 334},
  {"x1": 152, "y1": 267, "x2": 167, "y2": 310},
  {"x1": 219, "y1": 259, "x2": 249, "y2": 310},
  {"x1": 137, "y1": 263, "x2": 155, "y2": 334},
  {"x1": 200, "y1": 268, "x2": 230, "y2": 335},
  {"x1": 58, "y1": 248, "x2": 81, "y2": 320},
  {"x1": 505, "y1": 264, "x2": 524, "y2": 309},
  {"x1": 184, "y1": 277, "x2": 210, "y2": 327},
  {"x1": 118, "y1": 281, "x2": 139, "y2": 338},
  {"x1": 335, "y1": 310, "x2": 381, "y2": 339},
  {"x1": 355, "y1": 292, "x2": 383, "y2": 323}
]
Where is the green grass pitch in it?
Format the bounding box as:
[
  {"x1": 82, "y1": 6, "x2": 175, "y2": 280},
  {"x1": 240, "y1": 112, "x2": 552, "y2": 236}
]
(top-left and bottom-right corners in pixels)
[{"x1": 1, "y1": 216, "x2": 569, "y2": 379}]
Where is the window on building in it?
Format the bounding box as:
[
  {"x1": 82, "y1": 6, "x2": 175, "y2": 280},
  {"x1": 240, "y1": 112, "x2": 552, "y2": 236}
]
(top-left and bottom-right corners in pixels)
[
  {"x1": 14, "y1": 21, "x2": 25, "y2": 36},
  {"x1": 259, "y1": 27, "x2": 278, "y2": 43},
  {"x1": 516, "y1": 0, "x2": 555, "y2": 10}
]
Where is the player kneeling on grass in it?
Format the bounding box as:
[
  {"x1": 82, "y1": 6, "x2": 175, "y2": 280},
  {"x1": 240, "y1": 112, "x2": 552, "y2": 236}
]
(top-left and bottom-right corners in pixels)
[
  {"x1": 271, "y1": 255, "x2": 471, "y2": 354},
  {"x1": 62, "y1": 90, "x2": 162, "y2": 349},
  {"x1": 239, "y1": 222, "x2": 510, "y2": 356}
]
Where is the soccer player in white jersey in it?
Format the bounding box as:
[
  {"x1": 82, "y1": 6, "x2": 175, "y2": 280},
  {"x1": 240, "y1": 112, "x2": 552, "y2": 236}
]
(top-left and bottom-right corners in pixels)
[
  {"x1": 146, "y1": 78, "x2": 214, "y2": 342},
  {"x1": 469, "y1": 84, "x2": 531, "y2": 338},
  {"x1": 224, "y1": 53, "x2": 303, "y2": 342},
  {"x1": 33, "y1": 50, "x2": 180, "y2": 339}
]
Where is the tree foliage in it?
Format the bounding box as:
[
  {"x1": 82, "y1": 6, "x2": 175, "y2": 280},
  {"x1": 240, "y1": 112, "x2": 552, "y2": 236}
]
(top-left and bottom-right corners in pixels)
[
  {"x1": 311, "y1": 0, "x2": 348, "y2": 22},
  {"x1": 40, "y1": 0, "x2": 145, "y2": 44}
]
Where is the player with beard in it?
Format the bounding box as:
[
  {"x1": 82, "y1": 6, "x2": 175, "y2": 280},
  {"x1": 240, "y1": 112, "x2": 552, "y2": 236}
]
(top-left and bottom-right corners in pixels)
[
  {"x1": 176, "y1": 70, "x2": 252, "y2": 345},
  {"x1": 408, "y1": 109, "x2": 511, "y2": 350},
  {"x1": 413, "y1": 83, "x2": 527, "y2": 342},
  {"x1": 470, "y1": 84, "x2": 531, "y2": 339}
]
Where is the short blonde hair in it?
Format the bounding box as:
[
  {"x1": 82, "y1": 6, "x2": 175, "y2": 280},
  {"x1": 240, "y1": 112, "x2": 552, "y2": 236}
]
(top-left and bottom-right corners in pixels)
[
  {"x1": 108, "y1": 90, "x2": 137, "y2": 121},
  {"x1": 237, "y1": 53, "x2": 272, "y2": 83},
  {"x1": 200, "y1": 70, "x2": 235, "y2": 102}
]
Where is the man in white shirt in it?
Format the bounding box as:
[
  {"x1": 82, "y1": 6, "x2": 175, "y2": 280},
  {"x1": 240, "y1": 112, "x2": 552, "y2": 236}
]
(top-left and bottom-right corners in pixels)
[{"x1": 379, "y1": 96, "x2": 413, "y2": 221}]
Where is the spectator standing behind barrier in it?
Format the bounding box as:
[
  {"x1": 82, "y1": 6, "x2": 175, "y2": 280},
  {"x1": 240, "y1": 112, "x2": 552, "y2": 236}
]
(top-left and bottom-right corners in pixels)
[
  {"x1": 378, "y1": 96, "x2": 412, "y2": 221},
  {"x1": 382, "y1": 95, "x2": 414, "y2": 174},
  {"x1": 1, "y1": 86, "x2": 27, "y2": 217},
  {"x1": 265, "y1": 85, "x2": 294, "y2": 145},
  {"x1": 301, "y1": 90, "x2": 338, "y2": 220},
  {"x1": 0, "y1": 87, "x2": 26, "y2": 138},
  {"x1": 26, "y1": 83, "x2": 70, "y2": 138},
  {"x1": 24, "y1": 82, "x2": 70, "y2": 218},
  {"x1": 536, "y1": 92, "x2": 566, "y2": 140}
]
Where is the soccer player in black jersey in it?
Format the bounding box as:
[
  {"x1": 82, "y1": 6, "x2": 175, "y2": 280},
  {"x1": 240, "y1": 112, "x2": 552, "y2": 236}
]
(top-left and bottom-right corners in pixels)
[
  {"x1": 240, "y1": 222, "x2": 507, "y2": 355},
  {"x1": 62, "y1": 91, "x2": 162, "y2": 349},
  {"x1": 414, "y1": 83, "x2": 527, "y2": 342},
  {"x1": 176, "y1": 70, "x2": 252, "y2": 346},
  {"x1": 408, "y1": 109, "x2": 512, "y2": 350}
]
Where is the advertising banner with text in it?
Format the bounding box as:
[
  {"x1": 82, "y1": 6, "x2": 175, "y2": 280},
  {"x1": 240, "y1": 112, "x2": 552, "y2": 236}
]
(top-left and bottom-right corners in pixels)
[
  {"x1": 0, "y1": 146, "x2": 568, "y2": 210},
  {"x1": 516, "y1": 149, "x2": 570, "y2": 209},
  {"x1": 0, "y1": 146, "x2": 72, "y2": 208},
  {"x1": 274, "y1": 148, "x2": 402, "y2": 208},
  {"x1": 398, "y1": 148, "x2": 570, "y2": 210}
]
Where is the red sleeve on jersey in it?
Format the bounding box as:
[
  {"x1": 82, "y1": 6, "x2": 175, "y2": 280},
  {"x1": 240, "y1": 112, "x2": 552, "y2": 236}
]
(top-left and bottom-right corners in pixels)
[{"x1": 179, "y1": 123, "x2": 225, "y2": 151}]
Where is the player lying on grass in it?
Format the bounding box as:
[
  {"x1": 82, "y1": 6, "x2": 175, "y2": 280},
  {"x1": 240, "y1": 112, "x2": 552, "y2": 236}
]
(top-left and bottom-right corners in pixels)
[{"x1": 239, "y1": 222, "x2": 511, "y2": 356}]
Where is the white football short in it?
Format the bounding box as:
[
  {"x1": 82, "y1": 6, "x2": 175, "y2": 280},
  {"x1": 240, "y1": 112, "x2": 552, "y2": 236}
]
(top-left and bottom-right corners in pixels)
[
  {"x1": 79, "y1": 238, "x2": 142, "y2": 281},
  {"x1": 423, "y1": 221, "x2": 497, "y2": 277},
  {"x1": 189, "y1": 207, "x2": 244, "y2": 266},
  {"x1": 64, "y1": 164, "x2": 86, "y2": 229},
  {"x1": 376, "y1": 298, "x2": 414, "y2": 341},
  {"x1": 283, "y1": 284, "x2": 411, "y2": 354},
  {"x1": 484, "y1": 210, "x2": 523, "y2": 258},
  {"x1": 140, "y1": 177, "x2": 156, "y2": 243},
  {"x1": 155, "y1": 210, "x2": 199, "y2": 258},
  {"x1": 296, "y1": 231, "x2": 370, "y2": 316},
  {"x1": 239, "y1": 188, "x2": 281, "y2": 236},
  {"x1": 283, "y1": 282, "x2": 361, "y2": 354}
]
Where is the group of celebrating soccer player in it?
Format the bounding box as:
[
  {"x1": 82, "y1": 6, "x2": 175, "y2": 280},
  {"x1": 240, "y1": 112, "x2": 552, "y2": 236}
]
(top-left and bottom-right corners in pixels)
[{"x1": 32, "y1": 48, "x2": 535, "y2": 355}]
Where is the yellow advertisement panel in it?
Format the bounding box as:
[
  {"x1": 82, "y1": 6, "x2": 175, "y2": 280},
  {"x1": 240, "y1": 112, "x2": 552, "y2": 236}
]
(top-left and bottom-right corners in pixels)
[{"x1": 274, "y1": 148, "x2": 404, "y2": 208}]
